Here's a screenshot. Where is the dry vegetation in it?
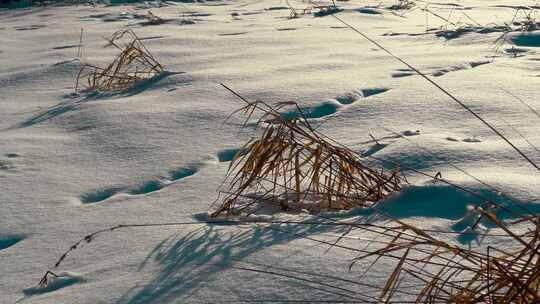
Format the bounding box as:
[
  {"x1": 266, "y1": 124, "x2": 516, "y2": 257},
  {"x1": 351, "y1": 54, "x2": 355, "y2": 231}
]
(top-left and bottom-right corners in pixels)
[
  {"x1": 75, "y1": 29, "x2": 164, "y2": 93},
  {"x1": 211, "y1": 96, "x2": 403, "y2": 217},
  {"x1": 36, "y1": 92, "x2": 540, "y2": 302},
  {"x1": 32, "y1": 2, "x2": 540, "y2": 302},
  {"x1": 208, "y1": 98, "x2": 540, "y2": 303},
  {"x1": 284, "y1": 0, "x2": 342, "y2": 18},
  {"x1": 387, "y1": 0, "x2": 415, "y2": 12},
  {"x1": 510, "y1": 7, "x2": 540, "y2": 31},
  {"x1": 341, "y1": 202, "x2": 540, "y2": 302},
  {"x1": 206, "y1": 9, "x2": 540, "y2": 301},
  {"x1": 407, "y1": 4, "x2": 540, "y2": 46}
]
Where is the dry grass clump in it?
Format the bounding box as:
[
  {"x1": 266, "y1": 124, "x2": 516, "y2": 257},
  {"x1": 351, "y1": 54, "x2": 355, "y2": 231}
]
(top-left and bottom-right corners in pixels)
[
  {"x1": 313, "y1": 5, "x2": 342, "y2": 17},
  {"x1": 432, "y1": 24, "x2": 508, "y2": 40},
  {"x1": 417, "y1": 6, "x2": 509, "y2": 40},
  {"x1": 351, "y1": 208, "x2": 540, "y2": 303},
  {"x1": 211, "y1": 99, "x2": 403, "y2": 217},
  {"x1": 492, "y1": 8, "x2": 540, "y2": 52},
  {"x1": 387, "y1": 0, "x2": 416, "y2": 14},
  {"x1": 427, "y1": 7, "x2": 539, "y2": 42},
  {"x1": 384, "y1": 2, "x2": 509, "y2": 39},
  {"x1": 510, "y1": 7, "x2": 540, "y2": 32},
  {"x1": 283, "y1": 0, "x2": 341, "y2": 19},
  {"x1": 75, "y1": 29, "x2": 164, "y2": 93}
]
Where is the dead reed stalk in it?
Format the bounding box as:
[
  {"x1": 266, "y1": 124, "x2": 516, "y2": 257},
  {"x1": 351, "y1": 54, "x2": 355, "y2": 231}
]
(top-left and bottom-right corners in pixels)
[{"x1": 332, "y1": 14, "x2": 540, "y2": 173}]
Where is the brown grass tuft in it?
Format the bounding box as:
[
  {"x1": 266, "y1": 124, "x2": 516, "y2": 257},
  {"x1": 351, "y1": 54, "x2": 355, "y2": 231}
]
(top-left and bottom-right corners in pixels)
[
  {"x1": 211, "y1": 98, "x2": 403, "y2": 217},
  {"x1": 75, "y1": 29, "x2": 164, "y2": 93},
  {"x1": 353, "y1": 210, "x2": 540, "y2": 303}
]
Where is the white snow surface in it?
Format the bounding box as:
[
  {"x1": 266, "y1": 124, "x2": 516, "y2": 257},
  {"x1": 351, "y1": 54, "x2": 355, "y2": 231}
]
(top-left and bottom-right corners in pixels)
[{"x1": 1, "y1": 0, "x2": 540, "y2": 303}]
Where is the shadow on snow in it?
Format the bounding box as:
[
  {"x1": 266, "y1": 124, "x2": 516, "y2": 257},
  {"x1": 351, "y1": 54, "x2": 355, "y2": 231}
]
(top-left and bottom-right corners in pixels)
[
  {"x1": 13, "y1": 72, "x2": 186, "y2": 129},
  {"x1": 117, "y1": 182, "x2": 539, "y2": 303}
]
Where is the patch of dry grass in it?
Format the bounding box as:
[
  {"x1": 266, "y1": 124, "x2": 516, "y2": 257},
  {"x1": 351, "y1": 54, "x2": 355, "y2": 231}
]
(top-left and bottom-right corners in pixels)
[
  {"x1": 211, "y1": 97, "x2": 403, "y2": 217},
  {"x1": 347, "y1": 209, "x2": 540, "y2": 303},
  {"x1": 75, "y1": 29, "x2": 164, "y2": 93}
]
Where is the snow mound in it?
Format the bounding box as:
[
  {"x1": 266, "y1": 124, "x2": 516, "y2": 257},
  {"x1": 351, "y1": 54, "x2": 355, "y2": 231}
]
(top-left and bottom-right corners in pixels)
[
  {"x1": 508, "y1": 31, "x2": 540, "y2": 47},
  {"x1": 375, "y1": 184, "x2": 538, "y2": 223},
  {"x1": 0, "y1": 235, "x2": 24, "y2": 250}
]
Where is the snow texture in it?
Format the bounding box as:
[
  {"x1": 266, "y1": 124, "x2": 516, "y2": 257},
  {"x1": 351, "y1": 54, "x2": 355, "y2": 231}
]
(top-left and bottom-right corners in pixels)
[{"x1": 2, "y1": 0, "x2": 540, "y2": 303}]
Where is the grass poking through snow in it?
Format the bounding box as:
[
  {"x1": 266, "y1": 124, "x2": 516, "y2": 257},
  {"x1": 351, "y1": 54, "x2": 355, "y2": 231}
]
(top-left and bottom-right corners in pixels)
[
  {"x1": 75, "y1": 29, "x2": 164, "y2": 93},
  {"x1": 211, "y1": 86, "x2": 403, "y2": 217}
]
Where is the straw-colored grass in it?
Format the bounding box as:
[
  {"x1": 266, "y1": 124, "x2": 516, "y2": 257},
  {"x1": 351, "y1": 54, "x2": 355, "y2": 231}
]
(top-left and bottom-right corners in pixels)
[
  {"x1": 75, "y1": 29, "x2": 164, "y2": 93},
  {"x1": 347, "y1": 208, "x2": 540, "y2": 303},
  {"x1": 211, "y1": 99, "x2": 403, "y2": 217}
]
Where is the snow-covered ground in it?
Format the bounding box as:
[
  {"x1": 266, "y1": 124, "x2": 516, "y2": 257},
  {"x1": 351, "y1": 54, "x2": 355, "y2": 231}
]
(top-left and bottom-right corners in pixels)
[{"x1": 2, "y1": 0, "x2": 540, "y2": 303}]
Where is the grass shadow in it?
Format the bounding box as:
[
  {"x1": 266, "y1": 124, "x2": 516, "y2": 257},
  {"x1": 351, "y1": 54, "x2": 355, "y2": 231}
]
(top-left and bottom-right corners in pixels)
[
  {"x1": 14, "y1": 72, "x2": 187, "y2": 129},
  {"x1": 116, "y1": 220, "x2": 348, "y2": 304}
]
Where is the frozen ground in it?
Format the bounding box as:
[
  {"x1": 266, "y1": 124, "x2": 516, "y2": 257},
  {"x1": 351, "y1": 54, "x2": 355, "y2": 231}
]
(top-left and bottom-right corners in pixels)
[{"x1": 1, "y1": 0, "x2": 540, "y2": 303}]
